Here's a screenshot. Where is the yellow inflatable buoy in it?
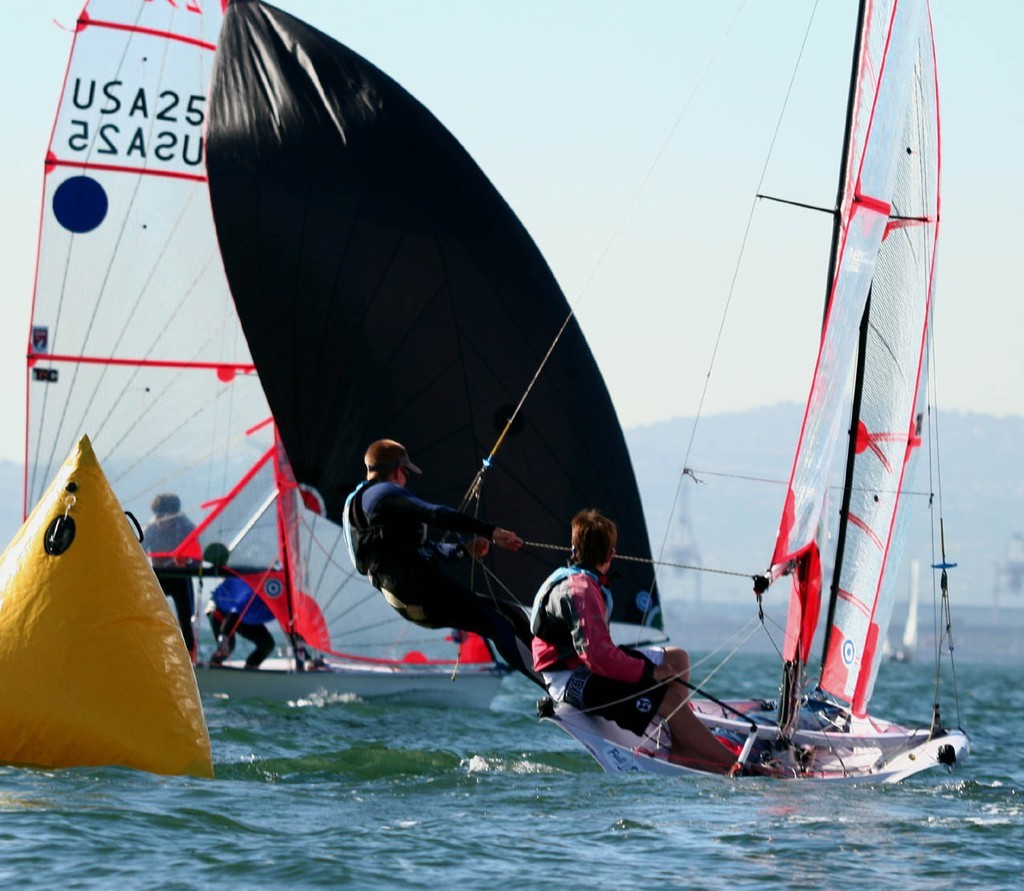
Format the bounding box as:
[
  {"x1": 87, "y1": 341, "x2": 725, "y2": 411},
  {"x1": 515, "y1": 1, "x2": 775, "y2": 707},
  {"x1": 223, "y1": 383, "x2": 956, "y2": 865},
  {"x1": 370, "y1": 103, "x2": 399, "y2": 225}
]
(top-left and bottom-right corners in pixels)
[{"x1": 0, "y1": 436, "x2": 213, "y2": 777}]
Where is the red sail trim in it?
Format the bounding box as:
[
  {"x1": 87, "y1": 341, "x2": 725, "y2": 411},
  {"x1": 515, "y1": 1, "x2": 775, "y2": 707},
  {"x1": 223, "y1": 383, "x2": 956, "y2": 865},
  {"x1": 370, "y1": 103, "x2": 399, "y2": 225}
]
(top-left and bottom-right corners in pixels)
[
  {"x1": 847, "y1": 511, "x2": 884, "y2": 551},
  {"x1": 854, "y1": 420, "x2": 917, "y2": 472},
  {"x1": 235, "y1": 569, "x2": 299, "y2": 640},
  {"x1": 781, "y1": 543, "x2": 821, "y2": 663},
  {"x1": 146, "y1": 547, "x2": 200, "y2": 563},
  {"x1": 771, "y1": 487, "x2": 797, "y2": 573},
  {"x1": 769, "y1": 60, "x2": 901, "y2": 573},
  {"x1": 852, "y1": 621, "x2": 881, "y2": 717},
  {"x1": 852, "y1": 193, "x2": 891, "y2": 216},
  {"x1": 852, "y1": 256, "x2": 940, "y2": 698},
  {"x1": 232, "y1": 571, "x2": 282, "y2": 621},
  {"x1": 820, "y1": 628, "x2": 852, "y2": 694},
  {"x1": 288, "y1": 590, "x2": 331, "y2": 652},
  {"x1": 245, "y1": 416, "x2": 275, "y2": 436},
  {"x1": 883, "y1": 216, "x2": 932, "y2": 239},
  {"x1": 836, "y1": 587, "x2": 871, "y2": 619},
  {"x1": 25, "y1": 15, "x2": 81, "y2": 519},
  {"x1": 770, "y1": 192, "x2": 861, "y2": 572},
  {"x1": 26, "y1": 352, "x2": 255, "y2": 375},
  {"x1": 214, "y1": 570, "x2": 473, "y2": 666},
  {"x1": 293, "y1": 649, "x2": 470, "y2": 667},
  {"x1": 849, "y1": 2, "x2": 901, "y2": 197},
  {"x1": 268, "y1": 439, "x2": 343, "y2": 653},
  {"x1": 228, "y1": 570, "x2": 332, "y2": 658},
  {"x1": 80, "y1": 16, "x2": 217, "y2": 51},
  {"x1": 46, "y1": 157, "x2": 207, "y2": 183},
  {"x1": 851, "y1": 329, "x2": 933, "y2": 713},
  {"x1": 271, "y1": 439, "x2": 303, "y2": 642}
]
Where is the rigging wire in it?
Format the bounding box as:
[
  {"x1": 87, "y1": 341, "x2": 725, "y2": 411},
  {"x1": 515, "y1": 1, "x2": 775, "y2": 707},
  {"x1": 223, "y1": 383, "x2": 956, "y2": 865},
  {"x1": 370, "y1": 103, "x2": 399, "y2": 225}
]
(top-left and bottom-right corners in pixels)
[
  {"x1": 925, "y1": 325, "x2": 964, "y2": 732},
  {"x1": 653, "y1": 0, "x2": 824, "y2": 599},
  {"x1": 568, "y1": 616, "x2": 762, "y2": 721},
  {"x1": 683, "y1": 466, "x2": 934, "y2": 498},
  {"x1": 465, "y1": 2, "x2": 828, "y2": 668},
  {"x1": 522, "y1": 539, "x2": 757, "y2": 581},
  {"x1": 452, "y1": 4, "x2": 769, "y2": 654},
  {"x1": 461, "y1": 0, "x2": 753, "y2": 510}
]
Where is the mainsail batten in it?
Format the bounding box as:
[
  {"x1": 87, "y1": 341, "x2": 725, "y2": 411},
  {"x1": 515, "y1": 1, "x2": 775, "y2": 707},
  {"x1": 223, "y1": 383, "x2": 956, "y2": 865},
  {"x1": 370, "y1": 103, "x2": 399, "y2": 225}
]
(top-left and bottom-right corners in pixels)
[
  {"x1": 29, "y1": 354, "x2": 256, "y2": 374},
  {"x1": 45, "y1": 159, "x2": 209, "y2": 183},
  {"x1": 80, "y1": 18, "x2": 219, "y2": 52}
]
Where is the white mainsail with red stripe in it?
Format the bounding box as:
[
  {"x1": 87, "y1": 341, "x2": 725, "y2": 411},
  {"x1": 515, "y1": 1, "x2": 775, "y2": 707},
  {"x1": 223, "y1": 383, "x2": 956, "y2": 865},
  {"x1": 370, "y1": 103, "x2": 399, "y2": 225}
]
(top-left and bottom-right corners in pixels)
[{"x1": 26, "y1": 0, "x2": 263, "y2": 524}]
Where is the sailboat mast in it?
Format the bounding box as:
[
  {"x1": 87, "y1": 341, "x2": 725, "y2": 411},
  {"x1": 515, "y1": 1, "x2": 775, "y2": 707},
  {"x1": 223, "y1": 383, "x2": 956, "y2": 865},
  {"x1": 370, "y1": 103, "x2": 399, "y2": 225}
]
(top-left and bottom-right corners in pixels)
[{"x1": 822, "y1": 0, "x2": 869, "y2": 326}]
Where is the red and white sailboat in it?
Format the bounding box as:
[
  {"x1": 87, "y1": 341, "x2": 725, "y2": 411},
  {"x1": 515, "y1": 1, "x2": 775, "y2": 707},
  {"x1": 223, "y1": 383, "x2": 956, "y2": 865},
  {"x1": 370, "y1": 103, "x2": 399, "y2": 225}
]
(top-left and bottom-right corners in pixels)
[{"x1": 545, "y1": 0, "x2": 969, "y2": 780}]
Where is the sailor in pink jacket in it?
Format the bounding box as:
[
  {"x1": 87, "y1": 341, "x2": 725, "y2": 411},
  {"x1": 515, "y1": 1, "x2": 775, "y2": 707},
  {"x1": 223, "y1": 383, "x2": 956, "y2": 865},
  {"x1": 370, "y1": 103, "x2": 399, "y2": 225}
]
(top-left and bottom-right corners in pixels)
[
  {"x1": 531, "y1": 509, "x2": 736, "y2": 773},
  {"x1": 532, "y1": 564, "x2": 657, "y2": 690}
]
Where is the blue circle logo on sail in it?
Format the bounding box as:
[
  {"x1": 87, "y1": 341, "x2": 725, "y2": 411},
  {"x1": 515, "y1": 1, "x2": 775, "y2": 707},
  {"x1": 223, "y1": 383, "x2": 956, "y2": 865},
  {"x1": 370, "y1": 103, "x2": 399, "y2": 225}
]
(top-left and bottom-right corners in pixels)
[
  {"x1": 842, "y1": 638, "x2": 856, "y2": 665},
  {"x1": 634, "y1": 589, "x2": 651, "y2": 612},
  {"x1": 263, "y1": 577, "x2": 284, "y2": 600},
  {"x1": 52, "y1": 175, "x2": 108, "y2": 233}
]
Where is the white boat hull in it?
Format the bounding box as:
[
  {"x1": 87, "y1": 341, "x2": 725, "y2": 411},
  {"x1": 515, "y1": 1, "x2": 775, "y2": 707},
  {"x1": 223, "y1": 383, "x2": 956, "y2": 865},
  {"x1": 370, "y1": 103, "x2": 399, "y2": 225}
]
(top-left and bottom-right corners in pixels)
[
  {"x1": 196, "y1": 656, "x2": 507, "y2": 709},
  {"x1": 544, "y1": 697, "x2": 969, "y2": 782}
]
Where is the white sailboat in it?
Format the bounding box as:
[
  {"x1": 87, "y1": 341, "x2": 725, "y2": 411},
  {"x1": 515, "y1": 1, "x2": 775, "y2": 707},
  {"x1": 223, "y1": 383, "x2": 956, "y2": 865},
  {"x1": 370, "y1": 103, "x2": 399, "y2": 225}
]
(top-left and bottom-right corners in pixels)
[
  {"x1": 888, "y1": 559, "x2": 920, "y2": 663},
  {"x1": 542, "y1": 0, "x2": 969, "y2": 781},
  {"x1": 24, "y1": 0, "x2": 506, "y2": 707}
]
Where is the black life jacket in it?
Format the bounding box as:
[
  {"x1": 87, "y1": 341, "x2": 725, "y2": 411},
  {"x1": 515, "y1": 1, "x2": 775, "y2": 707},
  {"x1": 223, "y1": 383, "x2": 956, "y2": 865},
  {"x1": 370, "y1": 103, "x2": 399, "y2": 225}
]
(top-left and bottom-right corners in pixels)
[{"x1": 343, "y1": 480, "x2": 384, "y2": 575}]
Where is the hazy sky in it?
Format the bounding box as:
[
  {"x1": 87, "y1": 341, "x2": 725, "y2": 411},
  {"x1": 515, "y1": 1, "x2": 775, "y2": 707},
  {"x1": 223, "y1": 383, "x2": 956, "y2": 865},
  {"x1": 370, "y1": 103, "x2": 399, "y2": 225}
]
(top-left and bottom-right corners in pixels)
[{"x1": 1, "y1": 1, "x2": 1020, "y2": 466}]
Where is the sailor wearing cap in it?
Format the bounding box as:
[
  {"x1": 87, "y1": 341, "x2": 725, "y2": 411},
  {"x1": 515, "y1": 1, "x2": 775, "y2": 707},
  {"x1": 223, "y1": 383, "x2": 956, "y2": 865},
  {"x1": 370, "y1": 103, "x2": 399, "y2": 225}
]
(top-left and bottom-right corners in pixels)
[{"x1": 343, "y1": 439, "x2": 542, "y2": 687}]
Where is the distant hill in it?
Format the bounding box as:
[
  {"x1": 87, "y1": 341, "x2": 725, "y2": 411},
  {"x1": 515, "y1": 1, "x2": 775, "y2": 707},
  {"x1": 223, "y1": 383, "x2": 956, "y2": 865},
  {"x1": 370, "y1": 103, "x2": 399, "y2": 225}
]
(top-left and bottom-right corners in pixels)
[
  {"x1": 625, "y1": 404, "x2": 1024, "y2": 612},
  {"x1": 4, "y1": 406, "x2": 1020, "y2": 612}
]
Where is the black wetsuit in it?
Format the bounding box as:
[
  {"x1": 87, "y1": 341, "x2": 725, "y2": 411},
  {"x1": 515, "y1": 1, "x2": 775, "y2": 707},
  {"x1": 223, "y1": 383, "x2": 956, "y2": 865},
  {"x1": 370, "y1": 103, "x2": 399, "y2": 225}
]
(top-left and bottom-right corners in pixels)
[{"x1": 345, "y1": 480, "x2": 542, "y2": 688}]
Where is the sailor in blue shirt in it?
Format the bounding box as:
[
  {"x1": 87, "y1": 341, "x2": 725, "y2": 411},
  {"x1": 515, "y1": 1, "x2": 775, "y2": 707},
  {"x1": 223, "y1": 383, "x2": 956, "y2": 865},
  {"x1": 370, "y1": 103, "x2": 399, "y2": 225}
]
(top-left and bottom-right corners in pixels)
[{"x1": 206, "y1": 576, "x2": 276, "y2": 669}]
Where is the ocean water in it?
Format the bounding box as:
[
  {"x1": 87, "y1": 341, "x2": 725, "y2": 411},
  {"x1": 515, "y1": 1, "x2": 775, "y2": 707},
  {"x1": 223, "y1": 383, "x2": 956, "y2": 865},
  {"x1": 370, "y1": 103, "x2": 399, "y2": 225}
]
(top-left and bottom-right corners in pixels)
[{"x1": 0, "y1": 653, "x2": 1019, "y2": 889}]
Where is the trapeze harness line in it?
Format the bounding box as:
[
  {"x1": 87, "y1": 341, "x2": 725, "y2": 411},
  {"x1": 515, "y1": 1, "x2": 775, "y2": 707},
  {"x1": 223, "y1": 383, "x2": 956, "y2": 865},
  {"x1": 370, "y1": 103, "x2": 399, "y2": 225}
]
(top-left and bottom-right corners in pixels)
[{"x1": 342, "y1": 480, "x2": 429, "y2": 624}]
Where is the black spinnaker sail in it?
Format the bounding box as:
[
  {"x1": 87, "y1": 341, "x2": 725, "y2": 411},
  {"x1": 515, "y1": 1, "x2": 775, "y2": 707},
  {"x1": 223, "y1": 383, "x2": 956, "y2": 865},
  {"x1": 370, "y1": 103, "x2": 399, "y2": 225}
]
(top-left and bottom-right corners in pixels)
[{"x1": 205, "y1": 0, "x2": 660, "y2": 630}]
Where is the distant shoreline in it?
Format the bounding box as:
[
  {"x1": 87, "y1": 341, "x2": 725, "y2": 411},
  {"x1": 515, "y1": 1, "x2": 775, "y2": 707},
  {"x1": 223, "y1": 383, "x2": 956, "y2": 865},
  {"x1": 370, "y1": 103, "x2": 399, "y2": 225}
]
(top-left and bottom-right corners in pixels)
[{"x1": 662, "y1": 599, "x2": 1024, "y2": 666}]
